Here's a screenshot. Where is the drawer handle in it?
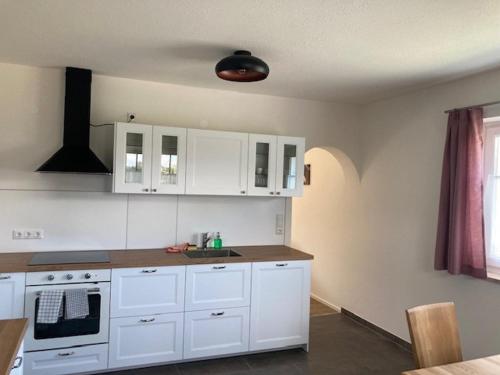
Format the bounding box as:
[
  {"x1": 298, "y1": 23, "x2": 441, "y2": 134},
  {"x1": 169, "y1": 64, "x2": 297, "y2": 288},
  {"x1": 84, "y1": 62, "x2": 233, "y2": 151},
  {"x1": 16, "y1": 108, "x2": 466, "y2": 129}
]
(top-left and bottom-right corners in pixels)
[
  {"x1": 276, "y1": 192, "x2": 281, "y2": 195},
  {"x1": 276, "y1": 263, "x2": 288, "y2": 267},
  {"x1": 212, "y1": 266, "x2": 226, "y2": 270},
  {"x1": 211, "y1": 312, "x2": 225, "y2": 316},
  {"x1": 140, "y1": 318, "x2": 156, "y2": 323},
  {"x1": 152, "y1": 188, "x2": 158, "y2": 192},
  {"x1": 0, "y1": 275, "x2": 11, "y2": 280},
  {"x1": 142, "y1": 269, "x2": 158, "y2": 273},
  {"x1": 12, "y1": 356, "x2": 22, "y2": 369},
  {"x1": 58, "y1": 351, "x2": 75, "y2": 357}
]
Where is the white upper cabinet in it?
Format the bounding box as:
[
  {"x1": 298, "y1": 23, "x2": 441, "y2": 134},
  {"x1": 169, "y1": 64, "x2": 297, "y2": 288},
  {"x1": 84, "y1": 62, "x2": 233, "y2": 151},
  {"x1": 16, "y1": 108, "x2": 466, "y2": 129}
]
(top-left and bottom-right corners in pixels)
[
  {"x1": 248, "y1": 134, "x2": 278, "y2": 196},
  {"x1": 151, "y1": 126, "x2": 187, "y2": 194},
  {"x1": 186, "y1": 129, "x2": 248, "y2": 195},
  {"x1": 113, "y1": 122, "x2": 153, "y2": 194},
  {"x1": 250, "y1": 260, "x2": 311, "y2": 351},
  {"x1": 113, "y1": 123, "x2": 187, "y2": 194},
  {"x1": 0, "y1": 272, "x2": 25, "y2": 319},
  {"x1": 276, "y1": 136, "x2": 305, "y2": 197}
]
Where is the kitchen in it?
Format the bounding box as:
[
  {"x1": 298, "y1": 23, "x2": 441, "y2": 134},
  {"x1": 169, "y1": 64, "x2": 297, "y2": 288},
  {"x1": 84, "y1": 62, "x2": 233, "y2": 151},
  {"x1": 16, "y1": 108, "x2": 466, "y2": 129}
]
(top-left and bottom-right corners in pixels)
[{"x1": 4, "y1": 2, "x2": 500, "y2": 375}]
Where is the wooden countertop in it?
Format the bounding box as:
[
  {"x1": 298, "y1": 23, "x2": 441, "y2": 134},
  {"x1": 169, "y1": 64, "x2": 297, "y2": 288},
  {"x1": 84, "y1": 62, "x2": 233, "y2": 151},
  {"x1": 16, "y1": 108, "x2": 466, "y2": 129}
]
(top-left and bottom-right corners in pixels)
[
  {"x1": 402, "y1": 355, "x2": 500, "y2": 374},
  {"x1": 0, "y1": 319, "x2": 27, "y2": 375},
  {"x1": 0, "y1": 245, "x2": 313, "y2": 273}
]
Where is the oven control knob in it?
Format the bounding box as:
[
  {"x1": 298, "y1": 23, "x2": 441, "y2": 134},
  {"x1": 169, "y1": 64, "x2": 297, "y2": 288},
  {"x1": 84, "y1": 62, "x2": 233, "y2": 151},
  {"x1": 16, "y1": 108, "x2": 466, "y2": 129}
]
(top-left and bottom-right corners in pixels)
[
  {"x1": 47, "y1": 274, "x2": 55, "y2": 281},
  {"x1": 66, "y1": 274, "x2": 74, "y2": 280},
  {"x1": 84, "y1": 273, "x2": 92, "y2": 280}
]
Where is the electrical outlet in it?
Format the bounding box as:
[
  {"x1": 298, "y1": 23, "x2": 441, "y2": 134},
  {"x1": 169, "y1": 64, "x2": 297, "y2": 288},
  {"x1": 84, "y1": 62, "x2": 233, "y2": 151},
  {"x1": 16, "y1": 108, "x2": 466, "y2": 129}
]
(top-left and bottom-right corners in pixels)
[
  {"x1": 275, "y1": 214, "x2": 284, "y2": 235},
  {"x1": 127, "y1": 112, "x2": 136, "y2": 122},
  {"x1": 12, "y1": 229, "x2": 44, "y2": 240}
]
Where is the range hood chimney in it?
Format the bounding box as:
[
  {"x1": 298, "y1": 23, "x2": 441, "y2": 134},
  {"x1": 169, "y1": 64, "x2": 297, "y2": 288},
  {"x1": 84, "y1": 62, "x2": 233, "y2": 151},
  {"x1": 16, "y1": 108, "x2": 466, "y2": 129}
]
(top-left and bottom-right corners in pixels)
[{"x1": 36, "y1": 67, "x2": 111, "y2": 174}]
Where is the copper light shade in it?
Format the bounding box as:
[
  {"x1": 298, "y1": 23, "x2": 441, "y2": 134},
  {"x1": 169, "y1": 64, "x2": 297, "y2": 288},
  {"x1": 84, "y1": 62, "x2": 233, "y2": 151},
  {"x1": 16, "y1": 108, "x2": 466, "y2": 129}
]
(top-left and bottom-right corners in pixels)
[{"x1": 215, "y1": 50, "x2": 269, "y2": 82}]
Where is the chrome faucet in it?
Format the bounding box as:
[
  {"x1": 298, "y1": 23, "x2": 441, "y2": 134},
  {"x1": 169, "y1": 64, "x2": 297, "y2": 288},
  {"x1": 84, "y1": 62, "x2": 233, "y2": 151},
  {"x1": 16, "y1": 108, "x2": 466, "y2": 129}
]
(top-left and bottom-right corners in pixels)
[{"x1": 201, "y1": 232, "x2": 212, "y2": 250}]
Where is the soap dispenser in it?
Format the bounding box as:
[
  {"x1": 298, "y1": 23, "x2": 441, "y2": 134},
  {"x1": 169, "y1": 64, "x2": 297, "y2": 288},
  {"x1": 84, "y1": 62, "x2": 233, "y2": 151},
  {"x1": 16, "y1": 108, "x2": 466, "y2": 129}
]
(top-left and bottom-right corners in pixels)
[{"x1": 213, "y1": 232, "x2": 222, "y2": 249}]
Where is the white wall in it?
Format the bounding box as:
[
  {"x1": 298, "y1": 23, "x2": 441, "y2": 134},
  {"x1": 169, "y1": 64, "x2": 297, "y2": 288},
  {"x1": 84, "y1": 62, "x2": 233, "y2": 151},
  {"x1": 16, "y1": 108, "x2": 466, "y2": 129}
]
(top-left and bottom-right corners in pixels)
[
  {"x1": 291, "y1": 147, "x2": 361, "y2": 310},
  {"x1": 0, "y1": 63, "x2": 360, "y2": 252},
  {"x1": 335, "y1": 68, "x2": 500, "y2": 359}
]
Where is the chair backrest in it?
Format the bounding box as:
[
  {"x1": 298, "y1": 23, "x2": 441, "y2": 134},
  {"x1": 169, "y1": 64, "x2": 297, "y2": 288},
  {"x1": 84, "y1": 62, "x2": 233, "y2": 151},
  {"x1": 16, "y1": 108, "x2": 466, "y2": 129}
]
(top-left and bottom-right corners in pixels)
[{"x1": 406, "y1": 302, "x2": 463, "y2": 369}]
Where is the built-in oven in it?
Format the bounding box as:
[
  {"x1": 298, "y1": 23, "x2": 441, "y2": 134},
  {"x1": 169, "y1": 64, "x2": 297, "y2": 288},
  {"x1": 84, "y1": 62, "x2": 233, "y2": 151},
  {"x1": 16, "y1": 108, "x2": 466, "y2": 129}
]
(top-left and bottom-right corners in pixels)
[{"x1": 24, "y1": 269, "x2": 111, "y2": 352}]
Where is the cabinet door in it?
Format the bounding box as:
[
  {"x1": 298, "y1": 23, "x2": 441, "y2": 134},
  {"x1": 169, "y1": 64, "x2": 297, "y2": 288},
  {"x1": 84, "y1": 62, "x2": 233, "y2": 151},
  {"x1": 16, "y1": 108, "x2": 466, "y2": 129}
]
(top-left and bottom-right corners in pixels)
[
  {"x1": 185, "y1": 263, "x2": 251, "y2": 311},
  {"x1": 275, "y1": 136, "x2": 305, "y2": 197},
  {"x1": 111, "y1": 266, "x2": 185, "y2": 318},
  {"x1": 113, "y1": 122, "x2": 153, "y2": 194},
  {"x1": 10, "y1": 342, "x2": 23, "y2": 375},
  {"x1": 151, "y1": 126, "x2": 187, "y2": 194},
  {"x1": 23, "y1": 344, "x2": 108, "y2": 375},
  {"x1": 186, "y1": 129, "x2": 248, "y2": 195},
  {"x1": 248, "y1": 134, "x2": 277, "y2": 196},
  {"x1": 184, "y1": 307, "x2": 249, "y2": 359},
  {"x1": 109, "y1": 313, "x2": 183, "y2": 368},
  {"x1": 250, "y1": 260, "x2": 311, "y2": 351},
  {"x1": 0, "y1": 273, "x2": 25, "y2": 319}
]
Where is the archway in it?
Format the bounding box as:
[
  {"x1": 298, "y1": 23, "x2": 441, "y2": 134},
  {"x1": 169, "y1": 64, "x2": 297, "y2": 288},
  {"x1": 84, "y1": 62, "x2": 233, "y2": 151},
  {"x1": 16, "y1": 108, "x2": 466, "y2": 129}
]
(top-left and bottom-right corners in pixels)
[{"x1": 291, "y1": 147, "x2": 361, "y2": 310}]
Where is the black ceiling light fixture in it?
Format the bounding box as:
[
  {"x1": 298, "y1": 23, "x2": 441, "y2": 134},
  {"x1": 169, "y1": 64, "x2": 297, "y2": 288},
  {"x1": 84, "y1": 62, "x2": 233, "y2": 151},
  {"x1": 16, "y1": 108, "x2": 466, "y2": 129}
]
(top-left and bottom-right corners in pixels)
[{"x1": 215, "y1": 50, "x2": 269, "y2": 82}]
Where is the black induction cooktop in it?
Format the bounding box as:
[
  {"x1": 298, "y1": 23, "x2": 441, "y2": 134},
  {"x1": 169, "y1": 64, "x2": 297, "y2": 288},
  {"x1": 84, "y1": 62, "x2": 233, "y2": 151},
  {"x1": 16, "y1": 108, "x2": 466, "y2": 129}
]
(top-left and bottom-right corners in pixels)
[{"x1": 29, "y1": 251, "x2": 110, "y2": 266}]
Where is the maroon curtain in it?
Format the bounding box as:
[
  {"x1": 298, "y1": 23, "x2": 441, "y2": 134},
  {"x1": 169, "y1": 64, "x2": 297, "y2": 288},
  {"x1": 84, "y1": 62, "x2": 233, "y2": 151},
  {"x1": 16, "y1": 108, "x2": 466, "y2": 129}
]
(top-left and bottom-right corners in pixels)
[{"x1": 434, "y1": 108, "x2": 487, "y2": 278}]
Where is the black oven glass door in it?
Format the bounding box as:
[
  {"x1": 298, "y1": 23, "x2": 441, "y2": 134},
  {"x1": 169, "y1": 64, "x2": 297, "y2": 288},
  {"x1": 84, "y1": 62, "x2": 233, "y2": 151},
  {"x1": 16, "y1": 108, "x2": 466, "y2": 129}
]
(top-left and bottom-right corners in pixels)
[{"x1": 34, "y1": 294, "x2": 101, "y2": 340}]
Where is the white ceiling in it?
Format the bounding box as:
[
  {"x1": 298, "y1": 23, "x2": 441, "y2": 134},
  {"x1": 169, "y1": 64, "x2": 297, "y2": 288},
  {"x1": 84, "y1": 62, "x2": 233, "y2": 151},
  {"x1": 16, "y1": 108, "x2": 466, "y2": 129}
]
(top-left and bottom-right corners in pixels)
[{"x1": 1, "y1": 0, "x2": 500, "y2": 104}]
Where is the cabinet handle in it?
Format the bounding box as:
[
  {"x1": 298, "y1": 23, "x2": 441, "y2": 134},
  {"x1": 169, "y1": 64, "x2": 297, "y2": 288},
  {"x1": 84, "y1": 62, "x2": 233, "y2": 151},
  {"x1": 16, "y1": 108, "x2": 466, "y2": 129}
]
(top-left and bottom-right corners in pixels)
[
  {"x1": 276, "y1": 192, "x2": 281, "y2": 195},
  {"x1": 152, "y1": 188, "x2": 157, "y2": 192},
  {"x1": 142, "y1": 188, "x2": 149, "y2": 192},
  {"x1": 139, "y1": 318, "x2": 156, "y2": 323},
  {"x1": 240, "y1": 190, "x2": 246, "y2": 194},
  {"x1": 211, "y1": 312, "x2": 225, "y2": 316},
  {"x1": 141, "y1": 269, "x2": 157, "y2": 273},
  {"x1": 0, "y1": 275, "x2": 11, "y2": 280},
  {"x1": 269, "y1": 191, "x2": 274, "y2": 195},
  {"x1": 58, "y1": 351, "x2": 75, "y2": 357},
  {"x1": 212, "y1": 266, "x2": 226, "y2": 270},
  {"x1": 11, "y1": 356, "x2": 22, "y2": 369},
  {"x1": 276, "y1": 263, "x2": 288, "y2": 267}
]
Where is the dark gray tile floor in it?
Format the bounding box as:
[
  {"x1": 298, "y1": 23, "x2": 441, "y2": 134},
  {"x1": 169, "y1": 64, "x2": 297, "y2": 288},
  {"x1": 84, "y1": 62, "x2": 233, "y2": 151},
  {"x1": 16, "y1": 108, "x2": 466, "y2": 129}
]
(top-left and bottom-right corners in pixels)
[{"x1": 105, "y1": 314, "x2": 415, "y2": 375}]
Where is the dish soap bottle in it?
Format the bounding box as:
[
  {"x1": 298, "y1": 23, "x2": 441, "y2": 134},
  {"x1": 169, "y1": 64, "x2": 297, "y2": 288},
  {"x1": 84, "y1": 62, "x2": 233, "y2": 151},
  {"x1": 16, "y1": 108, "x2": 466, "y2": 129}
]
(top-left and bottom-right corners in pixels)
[{"x1": 213, "y1": 232, "x2": 223, "y2": 249}]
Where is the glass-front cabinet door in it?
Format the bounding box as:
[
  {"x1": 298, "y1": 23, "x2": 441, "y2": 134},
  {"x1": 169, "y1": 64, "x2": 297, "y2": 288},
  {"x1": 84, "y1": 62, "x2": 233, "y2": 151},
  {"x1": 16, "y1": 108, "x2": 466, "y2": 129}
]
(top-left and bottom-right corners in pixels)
[
  {"x1": 276, "y1": 136, "x2": 305, "y2": 197},
  {"x1": 248, "y1": 134, "x2": 277, "y2": 196},
  {"x1": 151, "y1": 126, "x2": 187, "y2": 194},
  {"x1": 113, "y1": 123, "x2": 153, "y2": 194}
]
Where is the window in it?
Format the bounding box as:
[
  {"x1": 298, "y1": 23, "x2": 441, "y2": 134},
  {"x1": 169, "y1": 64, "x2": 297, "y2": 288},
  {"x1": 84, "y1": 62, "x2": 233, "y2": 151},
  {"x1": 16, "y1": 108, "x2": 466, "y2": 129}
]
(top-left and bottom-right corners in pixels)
[{"x1": 484, "y1": 120, "x2": 500, "y2": 271}]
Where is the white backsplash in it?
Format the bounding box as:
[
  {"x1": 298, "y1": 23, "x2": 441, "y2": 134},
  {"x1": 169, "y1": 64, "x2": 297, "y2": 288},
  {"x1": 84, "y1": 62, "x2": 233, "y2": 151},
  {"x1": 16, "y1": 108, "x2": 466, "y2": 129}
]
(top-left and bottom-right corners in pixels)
[{"x1": 0, "y1": 190, "x2": 286, "y2": 252}]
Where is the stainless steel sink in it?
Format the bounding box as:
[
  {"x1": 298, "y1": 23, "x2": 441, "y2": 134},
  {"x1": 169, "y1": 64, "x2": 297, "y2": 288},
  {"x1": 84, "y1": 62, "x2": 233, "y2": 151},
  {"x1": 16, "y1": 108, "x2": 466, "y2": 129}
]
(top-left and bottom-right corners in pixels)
[{"x1": 183, "y1": 249, "x2": 241, "y2": 258}]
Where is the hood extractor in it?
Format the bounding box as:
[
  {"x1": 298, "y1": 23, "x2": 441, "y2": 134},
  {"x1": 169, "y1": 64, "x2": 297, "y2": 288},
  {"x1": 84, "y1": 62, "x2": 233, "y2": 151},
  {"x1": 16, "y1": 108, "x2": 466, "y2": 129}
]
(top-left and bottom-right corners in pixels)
[{"x1": 36, "y1": 67, "x2": 111, "y2": 174}]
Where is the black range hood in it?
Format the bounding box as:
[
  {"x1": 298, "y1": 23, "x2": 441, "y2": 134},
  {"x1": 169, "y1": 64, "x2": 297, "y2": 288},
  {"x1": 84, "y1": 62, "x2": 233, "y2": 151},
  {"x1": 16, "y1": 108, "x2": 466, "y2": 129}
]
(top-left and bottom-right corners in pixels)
[{"x1": 36, "y1": 67, "x2": 111, "y2": 174}]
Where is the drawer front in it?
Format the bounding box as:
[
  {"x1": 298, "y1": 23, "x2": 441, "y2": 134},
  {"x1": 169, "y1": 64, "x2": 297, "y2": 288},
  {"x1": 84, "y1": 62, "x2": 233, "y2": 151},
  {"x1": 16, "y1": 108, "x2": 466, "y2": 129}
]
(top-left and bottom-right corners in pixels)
[
  {"x1": 185, "y1": 263, "x2": 251, "y2": 311},
  {"x1": 111, "y1": 266, "x2": 186, "y2": 317},
  {"x1": 184, "y1": 307, "x2": 250, "y2": 359},
  {"x1": 109, "y1": 313, "x2": 184, "y2": 369},
  {"x1": 0, "y1": 272, "x2": 25, "y2": 319},
  {"x1": 23, "y1": 344, "x2": 108, "y2": 375}
]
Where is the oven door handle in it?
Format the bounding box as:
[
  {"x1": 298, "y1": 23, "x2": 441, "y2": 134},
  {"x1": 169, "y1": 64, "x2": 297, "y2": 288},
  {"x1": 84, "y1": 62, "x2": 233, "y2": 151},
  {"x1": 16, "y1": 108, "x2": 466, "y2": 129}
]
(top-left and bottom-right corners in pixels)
[{"x1": 35, "y1": 287, "x2": 100, "y2": 296}]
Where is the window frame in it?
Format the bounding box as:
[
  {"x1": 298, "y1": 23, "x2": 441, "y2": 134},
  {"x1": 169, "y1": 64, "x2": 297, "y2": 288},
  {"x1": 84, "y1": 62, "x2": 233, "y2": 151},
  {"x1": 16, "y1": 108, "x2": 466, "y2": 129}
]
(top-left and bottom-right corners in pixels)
[{"x1": 483, "y1": 117, "x2": 500, "y2": 274}]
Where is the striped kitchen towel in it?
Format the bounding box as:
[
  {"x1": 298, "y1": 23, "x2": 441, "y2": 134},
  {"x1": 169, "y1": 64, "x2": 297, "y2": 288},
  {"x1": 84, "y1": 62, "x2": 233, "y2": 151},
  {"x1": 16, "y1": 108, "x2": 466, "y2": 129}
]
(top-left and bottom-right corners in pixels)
[
  {"x1": 65, "y1": 288, "x2": 89, "y2": 320},
  {"x1": 37, "y1": 290, "x2": 64, "y2": 324}
]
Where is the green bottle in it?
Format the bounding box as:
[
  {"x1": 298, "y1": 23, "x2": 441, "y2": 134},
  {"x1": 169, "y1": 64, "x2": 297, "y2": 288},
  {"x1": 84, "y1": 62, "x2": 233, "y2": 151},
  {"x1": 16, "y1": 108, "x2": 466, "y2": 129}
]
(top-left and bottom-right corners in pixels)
[{"x1": 213, "y1": 232, "x2": 222, "y2": 249}]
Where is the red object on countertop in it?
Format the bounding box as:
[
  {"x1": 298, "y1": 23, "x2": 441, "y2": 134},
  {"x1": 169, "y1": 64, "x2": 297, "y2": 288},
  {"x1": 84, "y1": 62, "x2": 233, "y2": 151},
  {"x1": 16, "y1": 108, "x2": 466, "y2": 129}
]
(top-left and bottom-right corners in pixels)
[{"x1": 165, "y1": 243, "x2": 189, "y2": 253}]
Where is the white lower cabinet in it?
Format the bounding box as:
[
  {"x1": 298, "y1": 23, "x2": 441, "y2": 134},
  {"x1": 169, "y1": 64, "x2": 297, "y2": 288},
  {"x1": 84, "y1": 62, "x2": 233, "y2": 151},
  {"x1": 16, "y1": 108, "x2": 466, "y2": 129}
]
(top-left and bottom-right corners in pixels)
[
  {"x1": 10, "y1": 342, "x2": 23, "y2": 375},
  {"x1": 0, "y1": 272, "x2": 25, "y2": 319},
  {"x1": 111, "y1": 266, "x2": 185, "y2": 318},
  {"x1": 185, "y1": 263, "x2": 251, "y2": 311},
  {"x1": 250, "y1": 260, "x2": 311, "y2": 351},
  {"x1": 184, "y1": 307, "x2": 250, "y2": 359},
  {"x1": 23, "y1": 344, "x2": 108, "y2": 375},
  {"x1": 108, "y1": 313, "x2": 183, "y2": 369}
]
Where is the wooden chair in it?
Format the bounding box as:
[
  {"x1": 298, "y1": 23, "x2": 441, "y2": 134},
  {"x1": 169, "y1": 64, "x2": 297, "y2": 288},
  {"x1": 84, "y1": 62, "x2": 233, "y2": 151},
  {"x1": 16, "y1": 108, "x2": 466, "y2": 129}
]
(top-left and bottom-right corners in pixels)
[{"x1": 406, "y1": 302, "x2": 463, "y2": 369}]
